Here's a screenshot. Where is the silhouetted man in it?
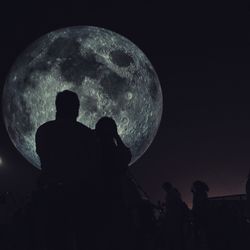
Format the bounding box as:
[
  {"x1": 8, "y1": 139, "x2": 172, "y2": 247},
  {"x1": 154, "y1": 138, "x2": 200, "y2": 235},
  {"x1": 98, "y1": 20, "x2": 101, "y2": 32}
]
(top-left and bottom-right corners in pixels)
[
  {"x1": 36, "y1": 90, "x2": 97, "y2": 185},
  {"x1": 35, "y1": 90, "x2": 98, "y2": 250}
]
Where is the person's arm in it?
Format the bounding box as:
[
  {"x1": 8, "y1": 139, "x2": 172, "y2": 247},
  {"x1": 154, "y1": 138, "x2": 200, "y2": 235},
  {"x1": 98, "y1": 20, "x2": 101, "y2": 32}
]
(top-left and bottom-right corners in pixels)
[
  {"x1": 35, "y1": 127, "x2": 49, "y2": 185},
  {"x1": 114, "y1": 131, "x2": 126, "y2": 148},
  {"x1": 35, "y1": 125, "x2": 50, "y2": 173},
  {"x1": 114, "y1": 131, "x2": 132, "y2": 166}
]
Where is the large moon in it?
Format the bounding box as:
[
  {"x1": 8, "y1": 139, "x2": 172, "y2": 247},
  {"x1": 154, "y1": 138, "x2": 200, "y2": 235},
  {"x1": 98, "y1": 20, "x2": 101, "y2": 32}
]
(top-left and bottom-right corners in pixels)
[{"x1": 2, "y1": 26, "x2": 163, "y2": 169}]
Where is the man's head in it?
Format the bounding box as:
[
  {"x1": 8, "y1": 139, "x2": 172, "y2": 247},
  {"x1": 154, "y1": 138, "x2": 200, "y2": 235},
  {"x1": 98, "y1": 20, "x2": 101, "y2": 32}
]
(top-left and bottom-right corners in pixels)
[{"x1": 55, "y1": 90, "x2": 80, "y2": 121}]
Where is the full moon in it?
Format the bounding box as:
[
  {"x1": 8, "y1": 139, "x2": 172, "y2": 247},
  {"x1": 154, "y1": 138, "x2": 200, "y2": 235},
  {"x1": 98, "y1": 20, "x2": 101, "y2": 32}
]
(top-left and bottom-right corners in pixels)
[{"x1": 2, "y1": 26, "x2": 163, "y2": 169}]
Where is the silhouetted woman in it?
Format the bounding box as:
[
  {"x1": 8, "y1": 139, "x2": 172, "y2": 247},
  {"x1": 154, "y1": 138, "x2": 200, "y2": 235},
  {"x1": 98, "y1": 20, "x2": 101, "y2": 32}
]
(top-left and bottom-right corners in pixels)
[
  {"x1": 95, "y1": 117, "x2": 131, "y2": 200},
  {"x1": 95, "y1": 117, "x2": 132, "y2": 250}
]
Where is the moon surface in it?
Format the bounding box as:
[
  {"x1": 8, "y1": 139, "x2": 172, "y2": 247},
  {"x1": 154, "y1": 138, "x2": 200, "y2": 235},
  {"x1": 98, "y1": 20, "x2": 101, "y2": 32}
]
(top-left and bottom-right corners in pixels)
[{"x1": 2, "y1": 26, "x2": 163, "y2": 169}]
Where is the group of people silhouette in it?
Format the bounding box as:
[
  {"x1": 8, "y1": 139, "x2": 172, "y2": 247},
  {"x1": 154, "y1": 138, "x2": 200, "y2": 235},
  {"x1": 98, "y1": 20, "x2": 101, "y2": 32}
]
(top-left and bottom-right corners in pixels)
[
  {"x1": 1, "y1": 90, "x2": 250, "y2": 250},
  {"x1": 34, "y1": 90, "x2": 134, "y2": 250},
  {"x1": 158, "y1": 179, "x2": 250, "y2": 250}
]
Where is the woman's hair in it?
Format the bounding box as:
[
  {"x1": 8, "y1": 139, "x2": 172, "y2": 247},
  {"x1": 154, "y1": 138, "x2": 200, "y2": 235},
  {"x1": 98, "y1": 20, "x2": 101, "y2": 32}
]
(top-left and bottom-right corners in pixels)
[{"x1": 95, "y1": 117, "x2": 117, "y2": 136}]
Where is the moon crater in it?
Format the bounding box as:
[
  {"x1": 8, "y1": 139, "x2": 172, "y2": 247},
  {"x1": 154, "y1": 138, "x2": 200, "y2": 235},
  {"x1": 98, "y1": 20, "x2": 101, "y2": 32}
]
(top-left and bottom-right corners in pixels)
[{"x1": 110, "y1": 49, "x2": 134, "y2": 67}]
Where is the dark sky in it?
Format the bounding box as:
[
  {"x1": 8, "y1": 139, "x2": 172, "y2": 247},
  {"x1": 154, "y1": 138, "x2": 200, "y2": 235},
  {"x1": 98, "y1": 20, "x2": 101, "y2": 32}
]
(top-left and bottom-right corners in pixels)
[{"x1": 0, "y1": 2, "x2": 249, "y2": 206}]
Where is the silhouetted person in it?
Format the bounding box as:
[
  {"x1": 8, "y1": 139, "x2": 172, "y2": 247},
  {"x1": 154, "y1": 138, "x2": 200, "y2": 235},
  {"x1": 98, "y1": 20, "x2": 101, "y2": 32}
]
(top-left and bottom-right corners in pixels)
[
  {"x1": 245, "y1": 171, "x2": 250, "y2": 220},
  {"x1": 242, "y1": 170, "x2": 250, "y2": 249},
  {"x1": 95, "y1": 117, "x2": 132, "y2": 250},
  {"x1": 36, "y1": 90, "x2": 97, "y2": 185},
  {"x1": 191, "y1": 180, "x2": 210, "y2": 249},
  {"x1": 95, "y1": 117, "x2": 131, "y2": 209},
  {"x1": 191, "y1": 181, "x2": 209, "y2": 212},
  {"x1": 162, "y1": 182, "x2": 182, "y2": 208},
  {"x1": 161, "y1": 182, "x2": 190, "y2": 250},
  {"x1": 35, "y1": 90, "x2": 98, "y2": 250}
]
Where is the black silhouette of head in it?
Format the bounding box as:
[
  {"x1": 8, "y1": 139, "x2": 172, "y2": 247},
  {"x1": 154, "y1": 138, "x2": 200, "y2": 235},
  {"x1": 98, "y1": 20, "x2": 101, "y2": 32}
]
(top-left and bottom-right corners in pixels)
[
  {"x1": 95, "y1": 117, "x2": 117, "y2": 137},
  {"x1": 191, "y1": 180, "x2": 209, "y2": 193},
  {"x1": 55, "y1": 90, "x2": 80, "y2": 121}
]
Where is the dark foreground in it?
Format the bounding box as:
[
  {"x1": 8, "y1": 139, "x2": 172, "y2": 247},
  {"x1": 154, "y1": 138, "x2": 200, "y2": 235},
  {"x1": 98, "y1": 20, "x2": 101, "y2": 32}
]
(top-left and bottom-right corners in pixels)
[{"x1": 0, "y1": 180, "x2": 250, "y2": 250}]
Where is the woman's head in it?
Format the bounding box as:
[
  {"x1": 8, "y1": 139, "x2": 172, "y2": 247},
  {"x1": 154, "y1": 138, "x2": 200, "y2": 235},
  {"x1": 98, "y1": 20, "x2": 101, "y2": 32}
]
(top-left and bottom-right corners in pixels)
[{"x1": 95, "y1": 117, "x2": 117, "y2": 137}]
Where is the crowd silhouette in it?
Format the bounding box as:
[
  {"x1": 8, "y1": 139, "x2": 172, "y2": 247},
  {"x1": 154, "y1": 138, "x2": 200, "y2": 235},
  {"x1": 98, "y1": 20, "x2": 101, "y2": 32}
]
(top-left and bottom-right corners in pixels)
[{"x1": 1, "y1": 90, "x2": 250, "y2": 250}]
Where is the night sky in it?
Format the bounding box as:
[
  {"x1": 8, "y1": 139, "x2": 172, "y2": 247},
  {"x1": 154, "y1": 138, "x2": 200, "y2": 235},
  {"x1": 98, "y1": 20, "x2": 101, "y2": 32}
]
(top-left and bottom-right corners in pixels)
[{"x1": 0, "y1": 2, "x2": 249, "y2": 207}]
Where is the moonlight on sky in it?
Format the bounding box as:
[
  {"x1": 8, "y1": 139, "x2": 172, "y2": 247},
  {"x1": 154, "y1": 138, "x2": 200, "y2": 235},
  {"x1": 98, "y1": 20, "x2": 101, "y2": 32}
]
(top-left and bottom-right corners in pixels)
[{"x1": 2, "y1": 26, "x2": 163, "y2": 169}]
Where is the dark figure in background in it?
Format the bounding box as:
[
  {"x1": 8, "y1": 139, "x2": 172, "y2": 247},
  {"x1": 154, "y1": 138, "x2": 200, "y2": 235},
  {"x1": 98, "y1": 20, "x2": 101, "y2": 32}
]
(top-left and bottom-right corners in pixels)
[
  {"x1": 191, "y1": 180, "x2": 210, "y2": 249},
  {"x1": 191, "y1": 181, "x2": 209, "y2": 213},
  {"x1": 160, "y1": 182, "x2": 190, "y2": 250},
  {"x1": 35, "y1": 90, "x2": 98, "y2": 250},
  {"x1": 245, "y1": 171, "x2": 250, "y2": 221},
  {"x1": 95, "y1": 117, "x2": 132, "y2": 250},
  {"x1": 243, "y1": 170, "x2": 250, "y2": 249}
]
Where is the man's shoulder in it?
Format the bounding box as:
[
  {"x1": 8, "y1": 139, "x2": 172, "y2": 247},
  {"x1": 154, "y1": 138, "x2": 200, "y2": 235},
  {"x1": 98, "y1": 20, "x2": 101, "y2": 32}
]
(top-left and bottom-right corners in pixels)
[
  {"x1": 38, "y1": 120, "x2": 56, "y2": 129},
  {"x1": 75, "y1": 121, "x2": 94, "y2": 135},
  {"x1": 36, "y1": 121, "x2": 56, "y2": 135},
  {"x1": 75, "y1": 121, "x2": 89, "y2": 128}
]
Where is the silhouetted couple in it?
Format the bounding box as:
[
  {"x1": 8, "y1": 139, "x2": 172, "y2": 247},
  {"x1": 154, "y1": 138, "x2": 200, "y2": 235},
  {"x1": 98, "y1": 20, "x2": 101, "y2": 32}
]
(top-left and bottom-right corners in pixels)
[{"x1": 35, "y1": 90, "x2": 131, "y2": 250}]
